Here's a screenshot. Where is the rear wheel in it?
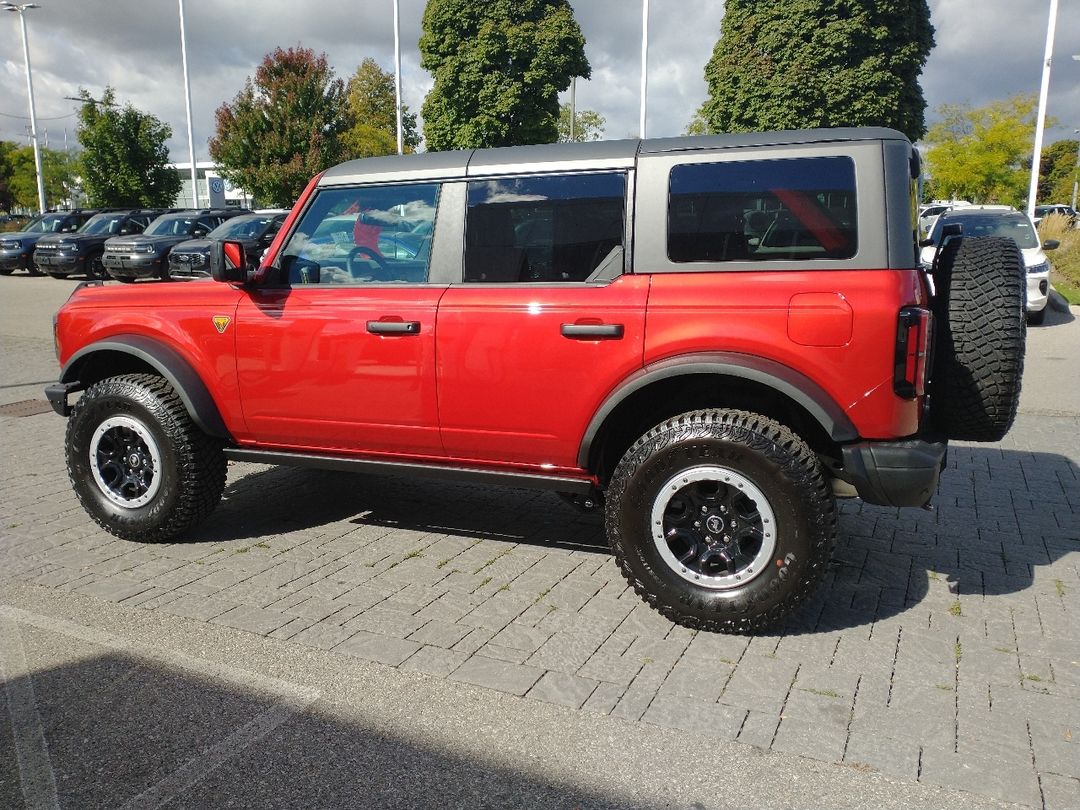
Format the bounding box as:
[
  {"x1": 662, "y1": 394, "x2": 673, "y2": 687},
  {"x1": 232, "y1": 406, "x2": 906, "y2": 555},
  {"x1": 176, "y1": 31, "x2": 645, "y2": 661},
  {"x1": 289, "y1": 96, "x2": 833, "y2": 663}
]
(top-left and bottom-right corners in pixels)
[
  {"x1": 65, "y1": 373, "x2": 226, "y2": 542},
  {"x1": 605, "y1": 409, "x2": 836, "y2": 634},
  {"x1": 930, "y1": 236, "x2": 1025, "y2": 441}
]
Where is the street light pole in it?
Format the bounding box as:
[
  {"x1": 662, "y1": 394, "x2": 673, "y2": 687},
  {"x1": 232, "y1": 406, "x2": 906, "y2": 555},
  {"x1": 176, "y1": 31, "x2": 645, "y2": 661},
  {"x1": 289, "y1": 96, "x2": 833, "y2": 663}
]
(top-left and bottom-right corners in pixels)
[
  {"x1": 178, "y1": 0, "x2": 199, "y2": 207},
  {"x1": 393, "y1": 0, "x2": 403, "y2": 155},
  {"x1": 3, "y1": 2, "x2": 46, "y2": 213},
  {"x1": 639, "y1": 0, "x2": 649, "y2": 139},
  {"x1": 1027, "y1": 0, "x2": 1059, "y2": 219}
]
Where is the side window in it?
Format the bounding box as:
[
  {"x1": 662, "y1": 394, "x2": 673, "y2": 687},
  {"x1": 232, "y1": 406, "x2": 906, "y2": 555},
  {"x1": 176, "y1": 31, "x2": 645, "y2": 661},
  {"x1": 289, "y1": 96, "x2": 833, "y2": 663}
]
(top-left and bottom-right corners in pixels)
[
  {"x1": 276, "y1": 183, "x2": 440, "y2": 285},
  {"x1": 668, "y1": 157, "x2": 857, "y2": 262},
  {"x1": 464, "y1": 172, "x2": 625, "y2": 283}
]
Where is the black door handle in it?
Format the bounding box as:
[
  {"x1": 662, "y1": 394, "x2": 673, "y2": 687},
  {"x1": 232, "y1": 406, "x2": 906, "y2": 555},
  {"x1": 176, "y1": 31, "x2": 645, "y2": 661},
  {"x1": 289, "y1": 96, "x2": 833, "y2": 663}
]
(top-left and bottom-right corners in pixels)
[
  {"x1": 560, "y1": 323, "x2": 624, "y2": 339},
  {"x1": 367, "y1": 320, "x2": 421, "y2": 335}
]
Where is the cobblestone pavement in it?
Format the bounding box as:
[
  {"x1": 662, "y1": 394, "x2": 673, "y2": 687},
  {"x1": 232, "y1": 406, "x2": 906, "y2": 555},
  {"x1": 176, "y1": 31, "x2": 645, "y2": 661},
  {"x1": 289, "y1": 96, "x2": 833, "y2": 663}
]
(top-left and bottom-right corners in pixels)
[{"x1": 1, "y1": 280, "x2": 1078, "y2": 809}]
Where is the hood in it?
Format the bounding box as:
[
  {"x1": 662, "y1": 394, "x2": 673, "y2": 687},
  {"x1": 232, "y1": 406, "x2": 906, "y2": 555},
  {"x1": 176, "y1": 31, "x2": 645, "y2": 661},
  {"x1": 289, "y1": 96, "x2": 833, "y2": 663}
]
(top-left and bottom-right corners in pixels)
[
  {"x1": 1, "y1": 231, "x2": 46, "y2": 246},
  {"x1": 170, "y1": 238, "x2": 212, "y2": 254}
]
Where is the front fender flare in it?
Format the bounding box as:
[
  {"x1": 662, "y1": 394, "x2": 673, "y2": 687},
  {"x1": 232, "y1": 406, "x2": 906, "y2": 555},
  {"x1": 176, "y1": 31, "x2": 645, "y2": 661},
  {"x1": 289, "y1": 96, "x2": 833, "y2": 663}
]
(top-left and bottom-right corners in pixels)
[
  {"x1": 577, "y1": 352, "x2": 859, "y2": 469},
  {"x1": 61, "y1": 335, "x2": 231, "y2": 440}
]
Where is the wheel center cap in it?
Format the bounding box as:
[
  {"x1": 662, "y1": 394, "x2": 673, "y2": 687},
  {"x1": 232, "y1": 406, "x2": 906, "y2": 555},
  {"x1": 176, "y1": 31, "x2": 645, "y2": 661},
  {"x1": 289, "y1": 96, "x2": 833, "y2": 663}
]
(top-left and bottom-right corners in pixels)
[
  {"x1": 128, "y1": 453, "x2": 141, "y2": 468},
  {"x1": 705, "y1": 515, "x2": 724, "y2": 534}
]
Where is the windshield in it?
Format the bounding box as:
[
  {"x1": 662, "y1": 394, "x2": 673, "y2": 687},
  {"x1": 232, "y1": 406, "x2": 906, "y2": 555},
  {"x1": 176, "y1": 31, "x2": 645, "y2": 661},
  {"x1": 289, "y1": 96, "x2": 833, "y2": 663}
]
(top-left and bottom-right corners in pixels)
[
  {"x1": 929, "y1": 213, "x2": 1038, "y2": 250},
  {"x1": 79, "y1": 214, "x2": 126, "y2": 236},
  {"x1": 144, "y1": 215, "x2": 198, "y2": 237},
  {"x1": 208, "y1": 216, "x2": 273, "y2": 240},
  {"x1": 23, "y1": 214, "x2": 70, "y2": 234}
]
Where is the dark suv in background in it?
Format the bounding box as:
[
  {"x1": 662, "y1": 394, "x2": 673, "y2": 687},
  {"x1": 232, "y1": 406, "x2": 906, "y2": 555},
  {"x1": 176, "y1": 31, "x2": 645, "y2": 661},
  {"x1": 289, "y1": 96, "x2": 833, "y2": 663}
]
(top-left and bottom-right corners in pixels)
[
  {"x1": 0, "y1": 209, "x2": 103, "y2": 275},
  {"x1": 34, "y1": 209, "x2": 169, "y2": 280},
  {"x1": 169, "y1": 212, "x2": 287, "y2": 280},
  {"x1": 102, "y1": 209, "x2": 247, "y2": 282}
]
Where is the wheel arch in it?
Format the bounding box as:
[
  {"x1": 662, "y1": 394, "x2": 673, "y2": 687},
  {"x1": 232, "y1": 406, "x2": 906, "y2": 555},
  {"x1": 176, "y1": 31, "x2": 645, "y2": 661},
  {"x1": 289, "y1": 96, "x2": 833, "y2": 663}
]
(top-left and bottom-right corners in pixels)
[
  {"x1": 579, "y1": 353, "x2": 858, "y2": 484},
  {"x1": 61, "y1": 336, "x2": 232, "y2": 440}
]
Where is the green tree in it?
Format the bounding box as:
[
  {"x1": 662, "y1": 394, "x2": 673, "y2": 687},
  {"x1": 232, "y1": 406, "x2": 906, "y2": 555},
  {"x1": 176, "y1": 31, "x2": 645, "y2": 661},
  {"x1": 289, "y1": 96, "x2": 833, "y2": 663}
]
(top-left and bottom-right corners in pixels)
[
  {"x1": 1038, "y1": 139, "x2": 1079, "y2": 204},
  {"x1": 924, "y1": 95, "x2": 1039, "y2": 207},
  {"x1": 76, "y1": 88, "x2": 180, "y2": 207},
  {"x1": 685, "y1": 106, "x2": 710, "y2": 137},
  {"x1": 0, "y1": 141, "x2": 15, "y2": 212},
  {"x1": 210, "y1": 47, "x2": 349, "y2": 207},
  {"x1": 8, "y1": 145, "x2": 77, "y2": 209},
  {"x1": 342, "y1": 58, "x2": 420, "y2": 158},
  {"x1": 702, "y1": 0, "x2": 935, "y2": 142},
  {"x1": 420, "y1": 0, "x2": 590, "y2": 150},
  {"x1": 557, "y1": 103, "x2": 605, "y2": 142}
]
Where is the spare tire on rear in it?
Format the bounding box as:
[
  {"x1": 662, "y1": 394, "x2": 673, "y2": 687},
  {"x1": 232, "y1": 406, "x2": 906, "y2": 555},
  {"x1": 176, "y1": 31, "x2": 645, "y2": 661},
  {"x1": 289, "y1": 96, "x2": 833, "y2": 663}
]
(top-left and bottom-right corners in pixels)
[{"x1": 930, "y1": 236, "x2": 1025, "y2": 442}]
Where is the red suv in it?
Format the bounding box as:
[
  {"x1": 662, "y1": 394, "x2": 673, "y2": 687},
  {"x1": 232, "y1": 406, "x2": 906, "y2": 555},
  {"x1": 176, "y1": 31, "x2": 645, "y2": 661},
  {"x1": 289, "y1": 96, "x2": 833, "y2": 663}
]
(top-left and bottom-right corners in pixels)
[{"x1": 47, "y1": 128, "x2": 1026, "y2": 632}]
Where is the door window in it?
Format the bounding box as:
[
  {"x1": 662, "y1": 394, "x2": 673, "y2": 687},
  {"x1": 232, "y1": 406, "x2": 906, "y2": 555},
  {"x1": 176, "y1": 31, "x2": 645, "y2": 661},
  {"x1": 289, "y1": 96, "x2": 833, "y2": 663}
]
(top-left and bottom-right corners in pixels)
[
  {"x1": 464, "y1": 172, "x2": 625, "y2": 283},
  {"x1": 275, "y1": 183, "x2": 440, "y2": 285}
]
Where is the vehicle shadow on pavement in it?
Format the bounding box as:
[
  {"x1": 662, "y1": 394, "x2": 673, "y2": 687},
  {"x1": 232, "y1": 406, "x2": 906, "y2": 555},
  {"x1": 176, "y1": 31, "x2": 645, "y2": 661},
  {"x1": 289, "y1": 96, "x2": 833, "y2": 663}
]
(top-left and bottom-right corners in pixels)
[
  {"x1": 780, "y1": 446, "x2": 1079, "y2": 635},
  {"x1": 187, "y1": 447, "x2": 1078, "y2": 637},
  {"x1": 0, "y1": 647, "x2": 645, "y2": 810},
  {"x1": 189, "y1": 464, "x2": 608, "y2": 554}
]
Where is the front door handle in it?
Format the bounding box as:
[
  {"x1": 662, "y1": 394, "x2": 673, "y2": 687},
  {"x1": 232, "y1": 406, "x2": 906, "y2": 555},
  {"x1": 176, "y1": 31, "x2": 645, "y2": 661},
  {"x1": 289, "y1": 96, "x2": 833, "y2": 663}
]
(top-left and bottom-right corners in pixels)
[
  {"x1": 560, "y1": 323, "x2": 624, "y2": 339},
  {"x1": 367, "y1": 320, "x2": 421, "y2": 335}
]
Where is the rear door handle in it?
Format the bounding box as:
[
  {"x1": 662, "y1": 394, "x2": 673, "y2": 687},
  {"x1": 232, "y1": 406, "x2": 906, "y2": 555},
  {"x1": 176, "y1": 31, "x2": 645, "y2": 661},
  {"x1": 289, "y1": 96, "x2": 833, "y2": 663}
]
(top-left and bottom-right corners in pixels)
[
  {"x1": 560, "y1": 323, "x2": 624, "y2": 339},
  {"x1": 367, "y1": 320, "x2": 421, "y2": 335}
]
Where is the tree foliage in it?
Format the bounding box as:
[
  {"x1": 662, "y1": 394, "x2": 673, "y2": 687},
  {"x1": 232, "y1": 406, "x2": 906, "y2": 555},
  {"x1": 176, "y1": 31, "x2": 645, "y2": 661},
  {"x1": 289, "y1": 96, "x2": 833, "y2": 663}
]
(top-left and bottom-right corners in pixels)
[
  {"x1": 420, "y1": 0, "x2": 590, "y2": 150},
  {"x1": 1038, "y1": 139, "x2": 1079, "y2": 204},
  {"x1": 342, "y1": 58, "x2": 420, "y2": 158},
  {"x1": 210, "y1": 47, "x2": 349, "y2": 207},
  {"x1": 557, "y1": 103, "x2": 604, "y2": 143},
  {"x1": 0, "y1": 141, "x2": 15, "y2": 212},
  {"x1": 76, "y1": 88, "x2": 180, "y2": 207},
  {"x1": 924, "y1": 95, "x2": 1039, "y2": 207},
  {"x1": 7, "y1": 145, "x2": 77, "y2": 209},
  {"x1": 702, "y1": 0, "x2": 935, "y2": 142}
]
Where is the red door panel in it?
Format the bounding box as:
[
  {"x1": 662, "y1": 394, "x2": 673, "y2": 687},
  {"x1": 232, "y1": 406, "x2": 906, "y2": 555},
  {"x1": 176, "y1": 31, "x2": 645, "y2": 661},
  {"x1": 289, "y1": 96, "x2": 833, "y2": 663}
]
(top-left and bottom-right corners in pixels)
[
  {"x1": 436, "y1": 275, "x2": 649, "y2": 469},
  {"x1": 235, "y1": 286, "x2": 446, "y2": 454}
]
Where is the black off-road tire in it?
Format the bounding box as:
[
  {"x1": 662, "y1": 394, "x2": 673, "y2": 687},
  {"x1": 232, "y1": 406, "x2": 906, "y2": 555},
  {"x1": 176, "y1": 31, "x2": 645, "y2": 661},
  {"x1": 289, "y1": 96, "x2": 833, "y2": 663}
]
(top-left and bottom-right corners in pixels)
[
  {"x1": 47, "y1": 273, "x2": 67, "y2": 280},
  {"x1": 930, "y1": 236, "x2": 1025, "y2": 442},
  {"x1": 605, "y1": 409, "x2": 837, "y2": 634},
  {"x1": 0, "y1": 267, "x2": 13, "y2": 276},
  {"x1": 65, "y1": 373, "x2": 226, "y2": 542},
  {"x1": 88, "y1": 250, "x2": 107, "y2": 280}
]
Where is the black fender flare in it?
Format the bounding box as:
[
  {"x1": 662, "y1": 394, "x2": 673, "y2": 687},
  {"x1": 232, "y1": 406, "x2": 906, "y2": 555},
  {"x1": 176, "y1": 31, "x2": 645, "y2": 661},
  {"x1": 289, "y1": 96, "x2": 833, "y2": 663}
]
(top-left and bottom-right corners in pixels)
[
  {"x1": 61, "y1": 335, "x2": 232, "y2": 440},
  {"x1": 577, "y1": 352, "x2": 858, "y2": 468}
]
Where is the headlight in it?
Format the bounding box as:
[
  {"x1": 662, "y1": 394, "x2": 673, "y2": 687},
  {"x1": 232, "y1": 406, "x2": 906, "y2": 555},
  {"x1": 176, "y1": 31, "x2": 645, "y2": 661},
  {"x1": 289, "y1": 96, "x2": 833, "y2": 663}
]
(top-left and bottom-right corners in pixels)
[
  {"x1": 56, "y1": 241, "x2": 77, "y2": 252},
  {"x1": 139, "y1": 245, "x2": 157, "y2": 254},
  {"x1": 1027, "y1": 261, "x2": 1050, "y2": 275},
  {"x1": 0, "y1": 239, "x2": 22, "y2": 250}
]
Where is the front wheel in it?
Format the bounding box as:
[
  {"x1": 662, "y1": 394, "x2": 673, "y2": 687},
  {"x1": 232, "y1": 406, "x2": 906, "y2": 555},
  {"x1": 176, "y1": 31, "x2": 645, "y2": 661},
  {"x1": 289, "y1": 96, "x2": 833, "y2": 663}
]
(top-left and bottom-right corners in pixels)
[
  {"x1": 65, "y1": 374, "x2": 226, "y2": 542},
  {"x1": 605, "y1": 409, "x2": 836, "y2": 634}
]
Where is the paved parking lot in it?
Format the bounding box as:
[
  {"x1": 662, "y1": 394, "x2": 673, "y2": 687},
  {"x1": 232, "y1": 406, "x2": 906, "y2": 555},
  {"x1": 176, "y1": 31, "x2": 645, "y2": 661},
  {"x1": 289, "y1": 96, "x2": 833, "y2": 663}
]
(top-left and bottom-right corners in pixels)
[{"x1": 1, "y1": 275, "x2": 1078, "y2": 808}]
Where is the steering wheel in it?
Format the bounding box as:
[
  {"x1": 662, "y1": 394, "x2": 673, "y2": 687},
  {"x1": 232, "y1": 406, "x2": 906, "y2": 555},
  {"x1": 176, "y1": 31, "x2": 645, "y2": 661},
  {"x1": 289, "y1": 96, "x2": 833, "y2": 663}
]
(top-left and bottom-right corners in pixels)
[{"x1": 346, "y1": 245, "x2": 391, "y2": 279}]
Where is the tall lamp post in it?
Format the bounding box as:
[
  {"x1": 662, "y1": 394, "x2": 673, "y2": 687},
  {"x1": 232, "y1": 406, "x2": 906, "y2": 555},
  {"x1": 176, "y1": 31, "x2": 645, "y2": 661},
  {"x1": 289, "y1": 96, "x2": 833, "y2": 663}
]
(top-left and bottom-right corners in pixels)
[
  {"x1": 178, "y1": 0, "x2": 199, "y2": 207},
  {"x1": 3, "y1": 2, "x2": 47, "y2": 213},
  {"x1": 1027, "y1": 0, "x2": 1059, "y2": 219}
]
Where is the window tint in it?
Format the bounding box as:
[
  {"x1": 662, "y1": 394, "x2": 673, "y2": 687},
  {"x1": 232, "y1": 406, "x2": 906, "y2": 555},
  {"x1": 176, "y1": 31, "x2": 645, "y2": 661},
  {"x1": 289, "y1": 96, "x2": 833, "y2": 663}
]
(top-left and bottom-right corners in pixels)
[
  {"x1": 465, "y1": 173, "x2": 625, "y2": 283},
  {"x1": 277, "y1": 183, "x2": 439, "y2": 285},
  {"x1": 668, "y1": 157, "x2": 857, "y2": 262}
]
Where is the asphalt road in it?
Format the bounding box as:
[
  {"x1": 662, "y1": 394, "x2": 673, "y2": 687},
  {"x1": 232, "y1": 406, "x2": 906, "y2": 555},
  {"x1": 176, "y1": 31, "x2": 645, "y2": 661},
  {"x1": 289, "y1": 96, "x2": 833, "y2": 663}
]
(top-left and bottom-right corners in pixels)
[{"x1": 1, "y1": 273, "x2": 1077, "y2": 809}]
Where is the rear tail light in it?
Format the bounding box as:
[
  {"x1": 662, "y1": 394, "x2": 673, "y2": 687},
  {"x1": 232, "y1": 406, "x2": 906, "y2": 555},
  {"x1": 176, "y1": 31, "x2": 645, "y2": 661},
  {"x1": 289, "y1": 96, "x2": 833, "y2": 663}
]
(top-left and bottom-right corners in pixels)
[{"x1": 894, "y1": 306, "x2": 932, "y2": 399}]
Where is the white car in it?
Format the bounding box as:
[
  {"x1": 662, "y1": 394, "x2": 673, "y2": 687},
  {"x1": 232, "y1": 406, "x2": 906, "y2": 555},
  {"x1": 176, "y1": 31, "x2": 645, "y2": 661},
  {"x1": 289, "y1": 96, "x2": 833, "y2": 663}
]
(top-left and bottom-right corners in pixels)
[{"x1": 921, "y1": 206, "x2": 1057, "y2": 325}]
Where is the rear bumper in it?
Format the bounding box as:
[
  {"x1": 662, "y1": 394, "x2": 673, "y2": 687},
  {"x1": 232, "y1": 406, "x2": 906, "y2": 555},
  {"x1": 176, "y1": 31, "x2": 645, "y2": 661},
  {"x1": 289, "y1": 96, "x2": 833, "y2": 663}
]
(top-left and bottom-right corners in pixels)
[{"x1": 842, "y1": 439, "x2": 947, "y2": 508}]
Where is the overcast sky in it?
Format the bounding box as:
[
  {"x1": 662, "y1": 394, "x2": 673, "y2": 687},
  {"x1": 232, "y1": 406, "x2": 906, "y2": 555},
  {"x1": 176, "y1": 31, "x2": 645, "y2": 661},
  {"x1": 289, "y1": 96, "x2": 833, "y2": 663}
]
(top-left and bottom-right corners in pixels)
[{"x1": 1, "y1": 1, "x2": 1078, "y2": 163}]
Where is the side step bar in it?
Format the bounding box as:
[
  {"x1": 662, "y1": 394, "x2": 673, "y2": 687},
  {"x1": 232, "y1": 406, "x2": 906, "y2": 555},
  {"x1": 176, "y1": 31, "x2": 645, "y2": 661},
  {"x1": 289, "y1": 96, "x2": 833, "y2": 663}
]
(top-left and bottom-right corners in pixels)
[{"x1": 223, "y1": 448, "x2": 596, "y2": 495}]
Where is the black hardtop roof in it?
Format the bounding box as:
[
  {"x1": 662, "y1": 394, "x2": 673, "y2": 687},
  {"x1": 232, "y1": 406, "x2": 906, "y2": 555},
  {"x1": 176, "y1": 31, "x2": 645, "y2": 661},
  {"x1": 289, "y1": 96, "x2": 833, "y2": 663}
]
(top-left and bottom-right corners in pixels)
[{"x1": 319, "y1": 126, "x2": 909, "y2": 187}]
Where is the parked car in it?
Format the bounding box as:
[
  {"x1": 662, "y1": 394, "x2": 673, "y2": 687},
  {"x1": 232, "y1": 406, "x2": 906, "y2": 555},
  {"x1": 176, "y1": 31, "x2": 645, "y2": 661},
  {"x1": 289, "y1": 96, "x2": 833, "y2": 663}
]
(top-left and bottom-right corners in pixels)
[
  {"x1": 921, "y1": 206, "x2": 1055, "y2": 324},
  {"x1": 47, "y1": 128, "x2": 1027, "y2": 633},
  {"x1": 918, "y1": 199, "x2": 971, "y2": 236},
  {"x1": 1033, "y1": 204, "x2": 1078, "y2": 228},
  {"x1": 34, "y1": 209, "x2": 169, "y2": 280},
  {"x1": 169, "y1": 212, "x2": 287, "y2": 280},
  {"x1": 0, "y1": 209, "x2": 104, "y2": 275},
  {"x1": 102, "y1": 209, "x2": 248, "y2": 282}
]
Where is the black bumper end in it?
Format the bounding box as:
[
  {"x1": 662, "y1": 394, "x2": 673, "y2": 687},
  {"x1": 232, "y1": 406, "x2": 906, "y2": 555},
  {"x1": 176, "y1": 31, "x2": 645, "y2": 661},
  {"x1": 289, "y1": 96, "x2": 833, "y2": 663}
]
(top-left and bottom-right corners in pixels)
[
  {"x1": 842, "y1": 439, "x2": 947, "y2": 508},
  {"x1": 44, "y1": 381, "x2": 83, "y2": 417}
]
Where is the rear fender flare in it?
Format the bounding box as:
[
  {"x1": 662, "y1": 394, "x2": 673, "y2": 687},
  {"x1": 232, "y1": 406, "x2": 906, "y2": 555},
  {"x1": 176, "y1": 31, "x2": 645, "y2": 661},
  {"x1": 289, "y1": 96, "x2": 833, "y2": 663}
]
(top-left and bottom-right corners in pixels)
[
  {"x1": 577, "y1": 352, "x2": 858, "y2": 469},
  {"x1": 61, "y1": 335, "x2": 231, "y2": 440}
]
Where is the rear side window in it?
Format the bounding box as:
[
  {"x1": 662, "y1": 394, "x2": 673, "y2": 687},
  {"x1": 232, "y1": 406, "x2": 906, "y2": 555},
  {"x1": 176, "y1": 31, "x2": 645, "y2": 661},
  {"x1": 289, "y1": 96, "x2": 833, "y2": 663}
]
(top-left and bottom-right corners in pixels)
[
  {"x1": 668, "y1": 157, "x2": 857, "y2": 262},
  {"x1": 465, "y1": 172, "x2": 625, "y2": 283}
]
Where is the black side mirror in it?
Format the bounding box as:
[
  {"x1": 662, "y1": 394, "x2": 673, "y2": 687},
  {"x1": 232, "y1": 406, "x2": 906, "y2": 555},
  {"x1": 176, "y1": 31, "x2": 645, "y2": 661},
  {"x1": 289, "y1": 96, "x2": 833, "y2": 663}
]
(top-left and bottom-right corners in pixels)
[
  {"x1": 193, "y1": 228, "x2": 209, "y2": 238},
  {"x1": 918, "y1": 238, "x2": 935, "y2": 248},
  {"x1": 210, "y1": 239, "x2": 250, "y2": 283},
  {"x1": 1043, "y1": 239, "x2": 1060, "y2": 251}
]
